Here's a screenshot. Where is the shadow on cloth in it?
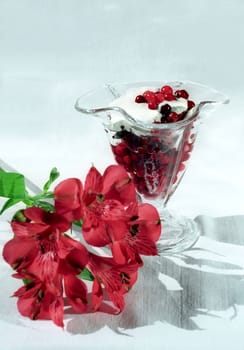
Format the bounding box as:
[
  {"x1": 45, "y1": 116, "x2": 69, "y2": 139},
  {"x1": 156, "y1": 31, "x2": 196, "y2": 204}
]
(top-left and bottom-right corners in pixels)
[{"x1": 66, "y1": 215, "x2": 244, "y2": 335}]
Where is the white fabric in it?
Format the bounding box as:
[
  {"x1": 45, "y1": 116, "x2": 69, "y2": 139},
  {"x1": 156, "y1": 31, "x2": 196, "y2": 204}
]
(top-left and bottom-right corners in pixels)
[{"x1": 0, "y1": 0, "x2": 244, "y2": 349}]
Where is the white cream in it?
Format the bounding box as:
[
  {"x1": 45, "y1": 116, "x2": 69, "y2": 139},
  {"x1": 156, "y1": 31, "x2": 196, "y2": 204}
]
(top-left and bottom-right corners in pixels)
[{"x1": 109, "y1": 87, "x2": 188, "y2": 126}]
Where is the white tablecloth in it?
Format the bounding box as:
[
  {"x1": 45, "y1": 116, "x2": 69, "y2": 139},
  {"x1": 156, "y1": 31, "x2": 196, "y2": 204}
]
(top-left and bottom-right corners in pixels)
[{"x1": 0, "y1": 1, "x2": 244, "y2": 349}]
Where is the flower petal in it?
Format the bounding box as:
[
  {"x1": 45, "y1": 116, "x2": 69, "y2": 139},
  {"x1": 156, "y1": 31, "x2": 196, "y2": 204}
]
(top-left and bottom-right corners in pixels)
[
  {"x1": 127, "y1": 233, "x2": 158, "y2": 256},
  {"x1": 49, "y1": 296, "x2": 64, "y2": 328},
  {"x1": 28, "y1": 251, "x2": 59, "y2": 283},
  {"x1": 102, "y1": 165, "x2": 136, "y2": 205},
  {"x1": 92, "y1": 278, "x2": 103, "y2": 311},
  {"x1": 136, "y1": 203, "x2": 161, "y2": 242},
  {"x1": 110, "y1": 241, "x2": 128, "y2": 265},
  {"x1": 106, "y1": 220, "x2": 128, "y2": 241},
  {"x1": 64, "y1": 275, "x2": 87, "y2": 313},
  {"x1": 108, "y1": 290, "x2": 125, "y2": 313},
  {"x1": 83, "y1": 166, "x2": 103, "y2": 205},
  {"x1": 82, "y1": 208, "x2": 110, "y2": 247},
  {"x1": 11, "y1": 221, "x2": 50, "y2": 238},
  {"x1": 17, "y1": 295, "x2": 38, "y2": 319},
  {"x1": 16, "y1": 207, "x2": 71, "y2": 236},
  {"x1": 54, "y1": 178, "x2": 83, "y2": 221},
  {"x1": 24, "y1": 207, "x2": 47, "y2": 223},
  {"x1": 58, "y1": 235, "x2": 89, "y2": 274},
  {"x1": 3, "y1": 237, "x2": 38, "y2": 270},
  {"x1": 99, "y1": 200, "x2": 128, "y2": 221}
]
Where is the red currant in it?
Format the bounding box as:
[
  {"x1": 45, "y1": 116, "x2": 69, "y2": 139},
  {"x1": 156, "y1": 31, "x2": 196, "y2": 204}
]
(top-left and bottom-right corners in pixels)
[
  {"x1": 160, "y1": 117, "x2": 168, "y2": 123},
  {"x1": 155, "y1": 92, "x2": 165, "y2": 103},
  {"x1": 160, "y1": 85, "x2": 173, "y2": 95},
  {"x1": 148, "y1": 102, "x2": 158, "y2": 110},
  {"x1": 178, "y1": 163, "x2": 185, "y2": 172},
  {"x1": 164, "y1": 93, "x2": 176, "y2": 101},
  {"x1": 135, "y1": 95, "x2": 146, "y2": 103},
  {"x1": 187, "y1": 100, "x2": 195, "y2": 110},
  {"x1": 160, "y1": 104, "x2": 171, "y2": 115},
  {"x1": 178, "y1": 112, "x2": 187, "y2": 120},
  {"x1": 175, "y1": 89, "x2": 189, "y2": 99},
  {"x1": 168, "y1": 112, "x2": 179, "y2": 123},
  {"x1": 143, "y1": 90, "x2": 156, "y2": 101}
]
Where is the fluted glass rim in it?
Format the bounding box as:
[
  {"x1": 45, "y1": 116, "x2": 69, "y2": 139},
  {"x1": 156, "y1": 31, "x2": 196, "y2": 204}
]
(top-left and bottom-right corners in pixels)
[{"x1": 75, "y1": 80, "x2": 229, "y2": 132}]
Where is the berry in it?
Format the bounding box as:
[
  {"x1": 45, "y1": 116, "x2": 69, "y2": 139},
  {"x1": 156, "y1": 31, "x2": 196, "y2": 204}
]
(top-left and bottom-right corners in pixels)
[
  {"x1": 175, "y1": 89, "x2": 189, "y2": 99},
  {"x1": 135, "y1": 95, "x2": 146, "y2": 103},
  {"x1": 178, "y1": 112, "x2": 187, "y2": 120},
  {"x1": 155, "y1": 92, "x2": 165, "y2": 103},
  {"x1": 160, "y1": 117, "x2": 168, "y2": 123},
  {"x1": 164, "y1": 93, "x2": 176, "y2": 101},
  {"x1": 167, "y1": 112, "x2": 179, "y2": 123},
  {"x1": 187, "y1": 100, "x2": 195, "y2": 110},
  {"x1": 123, "y1": 155, "x2": 132, "y2": 166},
  {"x1": 148, "y1": 102, "x2": 158, "y2": 110},
  {"x1": 120, "y1": 84, "x2": 197, "y2": 197},
  {"x1": 159, "y1": 104, "x2": 171, "y2": 116},
  {"x1": 178, "y1": 163, "x2": 185, "y2": 172},
  {"x1": 143, "y1": 90, "x2": 156, "y2": 102},
  {"x1": 160, "y1": 85, "x2": 173, "y2": 95}
]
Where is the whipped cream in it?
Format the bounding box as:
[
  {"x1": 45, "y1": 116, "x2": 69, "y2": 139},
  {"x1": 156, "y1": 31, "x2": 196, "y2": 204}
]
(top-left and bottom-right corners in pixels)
[{"x1": 109, "y1": 87, "x2": 188, "y2": 125}]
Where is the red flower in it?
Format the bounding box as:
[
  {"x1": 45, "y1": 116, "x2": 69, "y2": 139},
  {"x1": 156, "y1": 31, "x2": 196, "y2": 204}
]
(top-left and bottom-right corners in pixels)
[
  {"x1": 2, "y1": 164, "x2": 162, "y2": 328},
  {"x1": 54, "y1": 165, "x2": 137, "y2": 248},
  {"x1": 4, "y1": 207, "x2": 88, "y2": 280},
  {"x1": 12, "y1": 270, "x2": 88, "y2": 327},
  {"x1": 82, "y1": 166, "x2": 136, "y2": 247},
  {"x1": 3, "y1": 207, "x2": 89, "y2": 327},
  {"x1": 87, "y1": 253, "x2": 139, "y2": 313},
  {"x1": 10, "y1": 206, "x2": 71, "y2": 238},
  {"x1": 110, "y1": 203, "x2": 161, "y2": 265},
  {"x1": 12, "y1": 273, "x2": 64, "y2": 328}
]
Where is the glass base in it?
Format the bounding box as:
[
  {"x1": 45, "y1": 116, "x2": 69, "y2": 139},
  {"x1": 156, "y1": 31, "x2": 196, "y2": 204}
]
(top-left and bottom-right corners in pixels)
[{"x1": 157, "y1": 209, "x2": 200, "y2": 255}]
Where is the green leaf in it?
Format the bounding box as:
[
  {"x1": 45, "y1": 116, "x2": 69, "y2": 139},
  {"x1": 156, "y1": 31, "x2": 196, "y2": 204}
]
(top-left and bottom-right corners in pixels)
[
  {"x1": 43, "y1": 167, "x2": 60, "y2": 193},
  {"x1": 0, "y1": 172, "x2": 26, "y2": 199},
  {"x1": 12, "y1": 210, "x2": 27, "y2": 222},
  {"x1": 23, "y1": 278, "x2": 32, "y2": 285},
  {"x1": 0, "y1": 198, "x2": 23, "y2": 214},
  {"x1": 78, "y1": 268, "x2": 94, "y2": 281},
  {"x1": 73, "y1": 220, "x2": 83, "y2": 228}
]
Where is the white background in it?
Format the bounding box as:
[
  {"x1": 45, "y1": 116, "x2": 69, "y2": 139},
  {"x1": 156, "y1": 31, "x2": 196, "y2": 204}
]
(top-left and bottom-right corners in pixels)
[{"x1": 0, "y1": 0, "x2": 243, "y2": 218}]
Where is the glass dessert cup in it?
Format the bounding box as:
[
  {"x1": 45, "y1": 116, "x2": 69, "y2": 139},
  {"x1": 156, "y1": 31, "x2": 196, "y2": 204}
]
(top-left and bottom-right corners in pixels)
[{"x1": 75, "y1": 81, "x2": 229, "y2": 254}]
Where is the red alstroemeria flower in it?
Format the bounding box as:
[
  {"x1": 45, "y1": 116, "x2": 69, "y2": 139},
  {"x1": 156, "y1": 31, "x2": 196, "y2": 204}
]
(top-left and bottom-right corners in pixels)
[
  {"x1": 110, "y1": 203, "x2": 161, "y2": 265},
  {"x1": 54, "y1": 165, "x2": 137, "y2": 247},
  {"x1": 3, "y1": 207, "x2": 89, "y2": 326},
  {"x1": 12, "y1": 272, "x2": 64, "y2": 328},
  {"x1": 4, "y1": 207, "x2": 89, "y2": 279},
  {"x1": 87, "y1": 253, "x2": 139, "y2": 313},
  {"x1": 4, "y1": 208, "x2": 72, "y2": 279},
  {"x1": 12, "y1": 266, "x2": 88, "y2": 327},
  {"x1": 82, "y1": 165, "x2": 138, "y2": 246},
  {"x1": 82, "y1": 167, "x2": 161, "y2": 261},
  {"x1": 2, "y1": 164, "x2": 162, "y2": 328},
  {"x1": 11, "y1": 206, "x2": 71, "y2": 238},
  {"x1": 4, "y1": 206, "x2": 71, "y2": 281}
]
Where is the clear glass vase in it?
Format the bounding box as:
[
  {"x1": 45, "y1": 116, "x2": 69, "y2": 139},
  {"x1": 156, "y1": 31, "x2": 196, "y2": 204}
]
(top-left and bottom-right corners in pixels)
[{"x1": 75, "y1": 81, "x2": 229, "y2": 254}]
